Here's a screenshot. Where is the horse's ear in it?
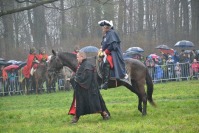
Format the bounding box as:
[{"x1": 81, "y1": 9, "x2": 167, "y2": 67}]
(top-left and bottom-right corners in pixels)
[{"x1": 52, "y1": 50, "x2": 56, "y2": 56}]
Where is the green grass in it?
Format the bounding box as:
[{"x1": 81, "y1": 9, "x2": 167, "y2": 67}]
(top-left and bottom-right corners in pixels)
[{"x1": 0, "y1": 80, "x2": 199, "y2": 133}]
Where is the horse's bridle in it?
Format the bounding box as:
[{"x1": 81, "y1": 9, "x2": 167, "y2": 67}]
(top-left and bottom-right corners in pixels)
[{"x1": 47, "y1": 55, "x2": 63, "y2": 79}]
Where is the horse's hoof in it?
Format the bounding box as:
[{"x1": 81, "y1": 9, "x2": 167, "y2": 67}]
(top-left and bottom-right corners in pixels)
[
  {"x1": 142, "y1": 113, "x2": 147, "y2": 116},
  {"x1": 138, "y1": 108, "x2": 142, "y2": 113}
]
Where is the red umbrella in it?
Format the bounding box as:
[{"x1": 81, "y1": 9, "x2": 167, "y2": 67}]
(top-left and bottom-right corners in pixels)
[
  {"x1": 3, "y1": 64, "x2": 19, "y2": 71},
  {"x1": 149, "y1": 54, "x2": 159, "y2": 59},
  {"x1": 159, "y1": 49, "x2": 174, "y2": 55}
]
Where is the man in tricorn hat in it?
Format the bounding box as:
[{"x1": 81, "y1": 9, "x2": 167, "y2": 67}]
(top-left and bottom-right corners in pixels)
[{"x1": 98, "y1": 20, "x2": 128, "y2": 89}]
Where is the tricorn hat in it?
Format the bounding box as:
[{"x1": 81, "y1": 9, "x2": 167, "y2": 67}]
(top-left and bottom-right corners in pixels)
[{"x1": 98, "y1": 20, "x2": 113, "y2": 27}]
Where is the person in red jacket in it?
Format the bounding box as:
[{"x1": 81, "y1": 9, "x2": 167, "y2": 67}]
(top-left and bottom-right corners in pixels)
[
  {"x1": 37, "y1": 47, "x2": 48, "y2": 62},
  {"x1": 22, "y1": 47, "x2": 38, "y2": 78}
]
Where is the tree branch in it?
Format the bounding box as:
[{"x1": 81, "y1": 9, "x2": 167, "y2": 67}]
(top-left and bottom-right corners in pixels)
[{"x1": 0, "y1": 0, "x2": 58, "y2": 17}]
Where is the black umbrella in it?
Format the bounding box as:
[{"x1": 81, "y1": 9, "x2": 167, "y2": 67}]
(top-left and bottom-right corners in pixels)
[
  {"x1": 0, "y1": 58, "x2": 5, "y2": 61},
  {"x1": 174, "y1": 40, "x2": 194, "y2": 48},
  {"x1": 80, "y1": 46, "x2": 99, "y2": 53},
  {"x1": 0, "y1": 61, "x2": 12, "y2": 66},
  {"x1": 123, "y1": 51, "x2": 142, "y2": 59},
  {"x1": 126, "y1": 47, "x2": 144, "y2": 53},
  {"x1": 155, "y1": 44, "x2": 171, "y2": 50}
]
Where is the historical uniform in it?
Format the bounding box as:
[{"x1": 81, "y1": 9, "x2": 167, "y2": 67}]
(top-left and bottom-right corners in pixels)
[
  {"x1": 22, "y1": 47, "x2": 38, "y2": 78},
  {"x1": 98, "y1": 20, "x2": 127, "y2": 89},
  {"x1": 37, "y1": 47, "x2": 48, "y2": 62}
]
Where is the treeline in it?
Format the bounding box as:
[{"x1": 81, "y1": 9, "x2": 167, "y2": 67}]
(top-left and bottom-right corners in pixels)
[{"x1": 0, "y1": 0, "x2": 199, "y2": 60}]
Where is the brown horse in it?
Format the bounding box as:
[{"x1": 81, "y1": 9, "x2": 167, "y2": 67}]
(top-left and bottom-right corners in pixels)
[
  {"x1": 48, "y1": 50, "x2": 156, "y2": 115},
  {"x1": 21, "y1": 61, "x2": 48, "y2": 94}
]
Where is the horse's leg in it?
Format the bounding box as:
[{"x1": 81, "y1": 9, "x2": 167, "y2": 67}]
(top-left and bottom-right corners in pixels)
[
  {"x1": 35, "y1": 78, "x2": 38, "y2": 94},
  {"x1": 25, "y1": 78, "x2": 29, "y2": 94},
  {"x1": 138, "y1": 97, "x2": 142, "y2": 113},
  {"x1": 21, "y1": 78, "x2": 26, "y2": 95},
  {"x1": 129, "y1": 79, "x2": 143, "y2": 113},
  {"x1": 46, "y1": 77, "x2": 52, "y2": 93},
  {"x1": 137, "y1": 79, "x2": 148, "y2": 116},
  {"x1": 120, "y1": 79, "x2": 143, "y2": 114}
]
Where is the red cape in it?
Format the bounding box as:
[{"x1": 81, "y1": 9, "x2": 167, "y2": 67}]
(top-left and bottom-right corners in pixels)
[{"x1": 22, "y1": 54, "x2": 35, "y2": 78}]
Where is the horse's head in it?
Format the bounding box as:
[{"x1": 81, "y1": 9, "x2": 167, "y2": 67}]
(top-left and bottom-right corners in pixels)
[{"x1": 47, "y1": 50, "x2": 64, "y2": 83}]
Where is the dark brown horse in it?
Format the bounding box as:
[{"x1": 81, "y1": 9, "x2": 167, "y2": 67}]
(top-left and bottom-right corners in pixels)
[{"x1": 48, "y1": 50, "x2": 156, "y2": 115}]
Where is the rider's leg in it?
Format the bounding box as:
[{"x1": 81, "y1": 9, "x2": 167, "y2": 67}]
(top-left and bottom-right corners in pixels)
[{"x1": 101, "y1": 60, "x2": 110, "y2": 89}]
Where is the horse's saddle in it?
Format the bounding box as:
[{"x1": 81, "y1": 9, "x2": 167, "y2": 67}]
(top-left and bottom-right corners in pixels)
[{"x1": 95, "y1": 56, "x2": 131, "y2": 86}]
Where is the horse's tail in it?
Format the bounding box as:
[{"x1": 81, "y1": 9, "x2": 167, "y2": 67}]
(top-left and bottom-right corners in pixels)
[{"x1": 146, "y1": 69, "x2": 156, "y2": 107}]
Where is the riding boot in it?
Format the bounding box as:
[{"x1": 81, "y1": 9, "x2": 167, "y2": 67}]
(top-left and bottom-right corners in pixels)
[{"x1": 100, "y1": 61, "x2": 110, "y2": 90}]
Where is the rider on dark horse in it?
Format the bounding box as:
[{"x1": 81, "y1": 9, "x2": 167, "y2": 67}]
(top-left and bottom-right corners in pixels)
[
  {"x1": 98, "y1": 20, "x2": 128, "y2": 89},
  {"x1": 22, "y1": 47, "x2": 39, "y2": 79},
  {"x1": 37, "y1": 47, "x2": 48, "y2": 63}
]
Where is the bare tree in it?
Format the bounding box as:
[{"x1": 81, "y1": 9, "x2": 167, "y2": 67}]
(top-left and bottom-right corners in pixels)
[{"x1": 0, "y1": 0, "x2": 58, "y2": 17}]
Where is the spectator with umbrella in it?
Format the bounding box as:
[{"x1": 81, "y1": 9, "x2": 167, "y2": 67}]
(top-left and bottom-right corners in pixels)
[
  {"x1": 7, "y1": 68, "x2": 17, "y2": 94},
  {"x1": 4, "y1": 64, "x2": 19, "y2": 95}
]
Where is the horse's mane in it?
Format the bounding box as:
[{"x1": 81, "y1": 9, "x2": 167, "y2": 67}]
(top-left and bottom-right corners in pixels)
[
  {"x1": 57, "y1": 52, "x2": 98, "y2": 71},
  {"x1": 57, "y1": 52, "x2": 78, "y2": 72}
]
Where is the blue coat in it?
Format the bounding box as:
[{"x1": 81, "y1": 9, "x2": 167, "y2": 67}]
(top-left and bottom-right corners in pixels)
[{"x1": 101, "y1": 29, "x2": 126, "y2": 79}]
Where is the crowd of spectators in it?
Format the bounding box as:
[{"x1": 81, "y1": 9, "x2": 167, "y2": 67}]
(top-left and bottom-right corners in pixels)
[{"x1": 142, "y1": 49, "x2": 199, "y2": 81}]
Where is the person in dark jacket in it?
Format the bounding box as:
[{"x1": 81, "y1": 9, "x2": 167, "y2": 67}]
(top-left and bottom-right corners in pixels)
[
  {"x1": 68, "y1": 51, "x2": 110, "y2": 124},
  {"x1": 98, "y1": 20, "x2": 128, "y2": 89}
]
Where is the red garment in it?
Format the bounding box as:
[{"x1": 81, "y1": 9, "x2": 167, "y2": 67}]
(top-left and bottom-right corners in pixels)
[
  {"x1": 2, "y1": 69, "x2": 8, "y2": 81},
  {"x1": 191, "y1": 62, "x2": 199, "y2": 73},
  {"x1": 37, "y1": 54, "x2": 48, "y2": 62},
  {"x1": 104, "y1": 49, "x2": 114, "y2": 69},
  {"x1": 68, "y1": 98, "x2": 76, "y2": 115},
  {"x1": 22, "y1": 54, "x2": 36, "y2": 78}
]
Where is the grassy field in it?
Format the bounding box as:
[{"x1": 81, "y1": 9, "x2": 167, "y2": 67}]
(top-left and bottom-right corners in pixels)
[{"x1": 0, "y1": 80, "x2": 199, "y2": 133}]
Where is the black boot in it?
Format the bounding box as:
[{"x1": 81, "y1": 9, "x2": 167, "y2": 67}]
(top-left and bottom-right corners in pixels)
[{"x1": 100, "y1": 61, "x2": 110, "y2": 90}]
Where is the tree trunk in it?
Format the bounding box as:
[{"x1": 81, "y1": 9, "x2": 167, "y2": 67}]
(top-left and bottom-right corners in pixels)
[
  {"x1": 32, "y1": 6, "x2": 47, "y2": 48},
  {"x1": 191, "y1": 0, "x2": 199, "y2": 44},
  {"x1": 1, "y1": 0, "x2": 15, "y2": 59},
  {"x1": 137, "y1": 0, "x2": 144, "y2": 32},
  {"x1": 174, "y1": 0, "x2": 180, "y2": 40},
  {"x1": 117, "y1": 0, "x2": 124, "y2": 36},
  {"x1": 181, "y1": 0, "x2": 189, "y2": 39},
  {"x1": 60, "y1": 0, "x2": 67, "y2": 46}
]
